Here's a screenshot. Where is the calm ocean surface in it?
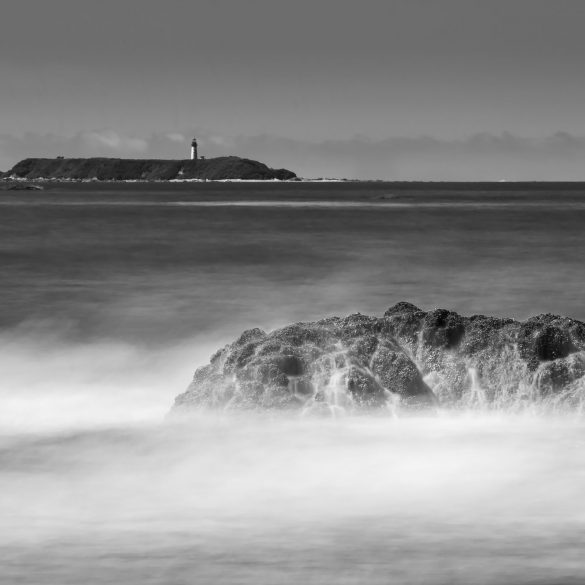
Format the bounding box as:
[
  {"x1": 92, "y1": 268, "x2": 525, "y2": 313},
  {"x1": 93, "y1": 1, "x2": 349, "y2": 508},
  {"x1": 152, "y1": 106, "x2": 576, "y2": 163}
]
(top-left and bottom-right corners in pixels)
[{"x1": 1, "y1": 182, "x2": 585, "y2": 584}]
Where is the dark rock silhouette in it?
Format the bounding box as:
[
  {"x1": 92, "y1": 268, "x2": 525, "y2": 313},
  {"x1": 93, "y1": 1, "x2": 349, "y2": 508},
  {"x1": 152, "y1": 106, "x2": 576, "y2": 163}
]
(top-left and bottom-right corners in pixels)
[
  {"x1": 5, "y1": 156, "x2": 296, "y2": 181},
  {"x1": 173, "y1": 303, "x2": 585, "y2": 416},
  {"x1": 0, "y1": 181, "x2": 44, "y2": 191}
]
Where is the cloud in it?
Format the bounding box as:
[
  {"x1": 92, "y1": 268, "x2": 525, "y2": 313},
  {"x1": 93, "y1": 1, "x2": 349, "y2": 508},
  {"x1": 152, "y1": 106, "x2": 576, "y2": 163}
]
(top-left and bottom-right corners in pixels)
[
  {"x1": 0, "y1": 129, "x2": 152, "y2": 167},
  {"x1": 3, "y1": 129, "x2": 585, "y2": 180},
  {"x1": 164, "y1": 133, "x2": 186, "y2": 143},
  {"x1": 228, "y1": 132, "x2": 585, "y2": 180},
  {"x1": 80, "y1": 130, "x2": 148, "y2": 153}
]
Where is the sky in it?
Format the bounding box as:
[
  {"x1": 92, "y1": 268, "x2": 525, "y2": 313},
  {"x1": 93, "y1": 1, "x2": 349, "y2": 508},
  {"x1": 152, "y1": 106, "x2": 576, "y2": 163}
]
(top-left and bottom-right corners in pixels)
[{"x1": 1, "y1": 0, "x2": 585, "y2": 179}]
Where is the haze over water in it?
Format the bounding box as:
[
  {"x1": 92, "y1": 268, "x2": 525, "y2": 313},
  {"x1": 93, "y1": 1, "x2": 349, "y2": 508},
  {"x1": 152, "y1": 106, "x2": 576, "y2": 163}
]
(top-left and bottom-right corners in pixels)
[{"x1": 2, "y1": 182, "x2": 585, "y2": 584}]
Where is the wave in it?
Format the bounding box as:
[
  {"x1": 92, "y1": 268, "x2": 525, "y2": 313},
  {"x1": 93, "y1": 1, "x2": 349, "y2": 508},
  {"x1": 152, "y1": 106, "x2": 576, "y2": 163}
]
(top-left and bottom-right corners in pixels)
[
  {"x1": 0, "y1": 325, "x2": 221, "y2": 434},
  {"x1": 3, "y1": 413, "x2": 585, "y2": 585},
  {"x1": 3, "y1": 200, "x2": 585, "y2": 210}
]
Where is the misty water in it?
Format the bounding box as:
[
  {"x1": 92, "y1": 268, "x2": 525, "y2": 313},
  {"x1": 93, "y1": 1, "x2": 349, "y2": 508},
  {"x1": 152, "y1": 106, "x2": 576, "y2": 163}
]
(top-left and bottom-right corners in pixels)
[{"x1": 2, "y1": 182, "x2": 585, "y2": 584}]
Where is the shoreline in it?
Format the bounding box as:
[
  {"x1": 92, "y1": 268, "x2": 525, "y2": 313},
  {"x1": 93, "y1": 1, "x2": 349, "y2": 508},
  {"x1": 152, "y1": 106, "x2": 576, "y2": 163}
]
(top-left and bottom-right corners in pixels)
[
  {"x1": 5, "y1": 173, "x2": 585, "y2": 187},
  {"x1": 0, "y1": 176, "x2": 352, "y2": 184}
]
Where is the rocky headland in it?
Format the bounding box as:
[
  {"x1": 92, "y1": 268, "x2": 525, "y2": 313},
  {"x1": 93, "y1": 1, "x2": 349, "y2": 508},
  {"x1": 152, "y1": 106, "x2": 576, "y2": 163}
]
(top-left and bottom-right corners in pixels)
[
  {"x1": 173, "y1": 303, "x2": 585, "y2": 416},
  {"x1": 3, "y1": 156, "x2": 296, "y2": 181}
]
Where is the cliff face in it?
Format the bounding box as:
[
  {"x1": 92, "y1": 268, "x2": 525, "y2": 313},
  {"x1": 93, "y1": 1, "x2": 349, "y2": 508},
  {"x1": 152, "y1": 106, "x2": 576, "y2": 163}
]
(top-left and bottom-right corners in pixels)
[
  {"x1": 172, "y1": 303, "x2": 585, "y2": 417},
  {"x1": 6, "y1": 156, "x2": 296, "y2": 181}
]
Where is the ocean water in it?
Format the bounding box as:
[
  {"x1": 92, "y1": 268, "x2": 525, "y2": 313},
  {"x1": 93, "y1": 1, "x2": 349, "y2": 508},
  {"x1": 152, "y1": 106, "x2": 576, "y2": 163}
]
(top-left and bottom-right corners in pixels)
[{"x1": 1, "y1": 182, "x2": 585, "y2": 584}]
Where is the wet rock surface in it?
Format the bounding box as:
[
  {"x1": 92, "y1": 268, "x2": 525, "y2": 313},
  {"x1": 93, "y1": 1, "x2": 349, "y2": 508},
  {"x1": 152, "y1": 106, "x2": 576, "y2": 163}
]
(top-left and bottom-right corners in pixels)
[{"x1": 173, "y1": 303, "x2": 585, "y2": 416}]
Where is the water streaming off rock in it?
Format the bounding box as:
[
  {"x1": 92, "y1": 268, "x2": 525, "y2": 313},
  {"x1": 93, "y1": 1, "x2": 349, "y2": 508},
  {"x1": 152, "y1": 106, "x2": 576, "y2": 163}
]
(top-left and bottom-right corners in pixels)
[{"x1": 2, "y1": 183, "x2": 585, "y2": 583}]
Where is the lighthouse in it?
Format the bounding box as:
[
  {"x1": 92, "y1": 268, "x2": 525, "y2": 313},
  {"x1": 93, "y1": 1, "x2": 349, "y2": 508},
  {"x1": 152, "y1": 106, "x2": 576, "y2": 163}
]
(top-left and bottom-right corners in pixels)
[{"x1": 190, "y1": 138, "x2": 198, "y2": 160}]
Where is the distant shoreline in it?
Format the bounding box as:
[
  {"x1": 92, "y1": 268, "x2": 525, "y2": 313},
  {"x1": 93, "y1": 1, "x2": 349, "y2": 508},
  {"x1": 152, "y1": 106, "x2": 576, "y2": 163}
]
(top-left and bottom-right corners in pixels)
[
  {"x1": 4, "y1": 177, "x2": 585, "y2": 189},
  {"x1": 6, "y1": 158, "x2": 585, "y2": 187}
]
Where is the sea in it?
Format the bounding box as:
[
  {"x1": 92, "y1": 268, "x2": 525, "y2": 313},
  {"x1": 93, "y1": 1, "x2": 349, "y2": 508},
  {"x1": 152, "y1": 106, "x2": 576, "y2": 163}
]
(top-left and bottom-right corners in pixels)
[{"x1": 1, "y1": 181, "x2": 585, "y2": 584}]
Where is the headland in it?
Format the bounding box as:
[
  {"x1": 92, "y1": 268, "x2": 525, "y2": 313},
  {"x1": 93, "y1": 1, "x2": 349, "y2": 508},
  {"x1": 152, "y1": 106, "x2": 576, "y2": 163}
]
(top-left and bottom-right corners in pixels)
[{"x1": 1, "y1": 156, "x2": 297, "y2": 182}]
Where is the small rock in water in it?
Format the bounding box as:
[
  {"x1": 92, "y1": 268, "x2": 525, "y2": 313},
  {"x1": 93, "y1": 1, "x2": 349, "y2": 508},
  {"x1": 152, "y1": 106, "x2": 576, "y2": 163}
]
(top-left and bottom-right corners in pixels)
[{"x1": 2, "y1": 181, "x2": 44, "y2": 191}]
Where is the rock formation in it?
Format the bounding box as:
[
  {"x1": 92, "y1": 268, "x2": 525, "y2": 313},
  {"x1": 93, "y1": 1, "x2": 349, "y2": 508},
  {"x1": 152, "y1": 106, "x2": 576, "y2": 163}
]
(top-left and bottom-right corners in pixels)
[
  {"x1": 5, "y1": 156, "x2": 296, "y2": 181},
  {"x1": 0, "y1": 181, "x2": 44, "y2": 191},
  {"x1": 172, "y1": 303, "x2": 585, "y2": 416}
]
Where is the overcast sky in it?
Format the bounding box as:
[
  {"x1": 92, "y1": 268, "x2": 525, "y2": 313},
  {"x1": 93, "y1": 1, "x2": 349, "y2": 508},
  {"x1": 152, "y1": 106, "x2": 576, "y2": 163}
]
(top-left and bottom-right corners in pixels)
[{"x1": 2, "y1": 0, "x2": 585, "y2": 179}]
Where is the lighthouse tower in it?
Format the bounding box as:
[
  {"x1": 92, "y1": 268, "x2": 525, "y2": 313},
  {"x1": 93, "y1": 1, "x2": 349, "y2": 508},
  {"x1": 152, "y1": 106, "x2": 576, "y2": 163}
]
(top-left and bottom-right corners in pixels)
[{"x1": 190, "y1": 138, "x2": 198, "y2": 160}]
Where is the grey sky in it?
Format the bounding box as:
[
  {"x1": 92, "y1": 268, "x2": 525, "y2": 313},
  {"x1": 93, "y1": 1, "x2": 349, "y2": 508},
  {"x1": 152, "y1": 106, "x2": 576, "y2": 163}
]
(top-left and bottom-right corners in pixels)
[{"x1": 2, "y1": 0, "x2": 585, "y2": 178}]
